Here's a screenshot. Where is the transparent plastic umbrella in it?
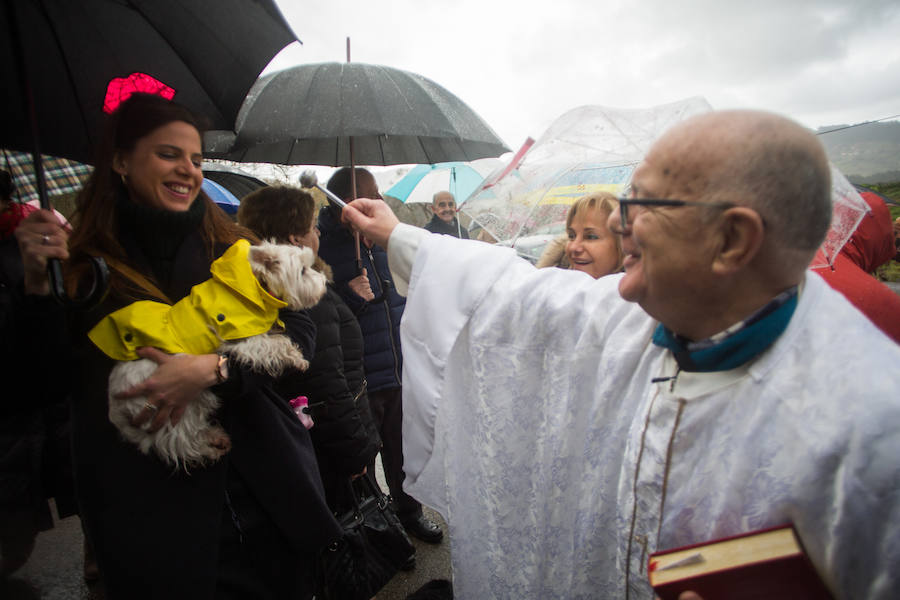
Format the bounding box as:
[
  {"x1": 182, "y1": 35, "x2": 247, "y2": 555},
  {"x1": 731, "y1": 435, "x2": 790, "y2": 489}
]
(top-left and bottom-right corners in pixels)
[
  {"x1": 462, "y1": 97, "x2": 868, "y2": 267},
  {"x1": 810, "y1": 165, "x2": 870, "y2": 269},
  {"x1": 462, "y1": 97, "x2": 713, "y2": 249}
]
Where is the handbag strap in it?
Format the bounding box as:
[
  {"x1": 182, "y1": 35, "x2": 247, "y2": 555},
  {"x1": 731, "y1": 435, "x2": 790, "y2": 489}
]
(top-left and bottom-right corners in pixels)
[
  {"x1": 363, "y1": 475, "x2": 391, "y2": 508},
  {"x1": 96, "y1": 251, "x2": 173, "y2": 304},
  {"x1": 344, "y1": 477, "x2": 362, "y2": 515},
  {"x1": 347, "y1": 475, "x2": 390, "y2": 514}
]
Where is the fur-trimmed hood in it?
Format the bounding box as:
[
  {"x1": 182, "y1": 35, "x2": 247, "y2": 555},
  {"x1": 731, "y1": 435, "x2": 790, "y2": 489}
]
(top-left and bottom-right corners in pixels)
[{"x1": 312, "y1": 254, "x2": 334, "y2": 283}]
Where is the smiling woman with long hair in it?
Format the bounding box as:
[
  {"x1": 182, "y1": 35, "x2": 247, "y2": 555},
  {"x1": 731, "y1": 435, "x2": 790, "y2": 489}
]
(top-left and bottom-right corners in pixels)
[{"x1": 14, "y1": 94, "x2": 340, "y2": 599}]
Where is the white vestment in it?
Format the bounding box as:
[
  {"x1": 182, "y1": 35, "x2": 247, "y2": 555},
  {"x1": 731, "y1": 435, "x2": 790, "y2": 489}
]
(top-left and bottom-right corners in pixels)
[{"x1": 388, "y1": 224, "x2": 900, "y2": 600}]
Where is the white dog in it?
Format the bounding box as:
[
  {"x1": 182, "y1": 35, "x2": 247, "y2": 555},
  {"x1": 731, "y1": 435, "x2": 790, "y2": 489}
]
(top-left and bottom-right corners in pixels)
[{"x1": 101, "y1": 240, "x2": 327, "y2": 471}]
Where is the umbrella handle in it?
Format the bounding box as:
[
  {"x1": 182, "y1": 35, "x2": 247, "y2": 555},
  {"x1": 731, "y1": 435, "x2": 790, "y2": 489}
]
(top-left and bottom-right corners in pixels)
[
  {"x1": 354, "y1": 231, "x2": 364, "y2": 274},
  {"x1": 48, "y1": 256, "x2": 110, "y2": 309},
  {"x1": 7, "y1": 0, "x2": 108, "y2": 308}
]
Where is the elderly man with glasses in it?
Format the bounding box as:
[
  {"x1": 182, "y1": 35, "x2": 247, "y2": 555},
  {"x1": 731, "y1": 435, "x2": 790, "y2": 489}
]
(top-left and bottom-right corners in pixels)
[{"x1": 340, "y1": 110, "x2": 900, "y2": 600}]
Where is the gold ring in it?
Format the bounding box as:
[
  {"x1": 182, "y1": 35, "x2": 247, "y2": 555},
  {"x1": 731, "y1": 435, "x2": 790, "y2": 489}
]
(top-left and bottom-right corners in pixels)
[
  {"x1": 42, "y1": 234, "x2": 50, "y2": 245},
  {"x1": 143, "y1": 402, "x2": 158, "y2": 413}
]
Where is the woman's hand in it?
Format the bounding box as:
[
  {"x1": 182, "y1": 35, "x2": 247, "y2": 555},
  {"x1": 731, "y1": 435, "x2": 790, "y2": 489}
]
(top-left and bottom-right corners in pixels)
[
  {"x1": 120, "y1": 347, "x2": 220, "y2": 432},
  {"x1": 351, "y1": 466, "x2": 368, "y2": 480},
  {"x1": 348, "y1": 268, "x2": 375, "y2": 301},
  {"x1": 14, "y1": 209, "x2": 70, "y2": 296}
]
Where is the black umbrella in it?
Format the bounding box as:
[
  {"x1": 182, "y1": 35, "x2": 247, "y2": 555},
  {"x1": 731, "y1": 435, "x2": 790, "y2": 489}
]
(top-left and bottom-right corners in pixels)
[
  {"x1": 3, "y1": 0, "x2": 298, "y2": 304},
  {"x1": 204, "y1": 168, "x2": 268, "y2": 200},
  {"x1": 207, "y1": 61, "x2": 510, "y2": 166},
  {"x1": 3, "y1": 0, "x2": 298, "y2": 165}
]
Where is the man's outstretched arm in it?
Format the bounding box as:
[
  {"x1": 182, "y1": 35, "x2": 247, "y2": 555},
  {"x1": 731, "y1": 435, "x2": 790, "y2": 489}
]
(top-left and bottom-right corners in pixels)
[{"x1": 340, "y1": 198, "x2": 400, "y2": 248}]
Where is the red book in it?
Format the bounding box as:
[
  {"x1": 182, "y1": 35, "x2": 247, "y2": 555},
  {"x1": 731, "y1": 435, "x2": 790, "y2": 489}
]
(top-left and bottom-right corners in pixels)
[{"x1": 648, "y1": 524, "x2": 834, "y2": 600}]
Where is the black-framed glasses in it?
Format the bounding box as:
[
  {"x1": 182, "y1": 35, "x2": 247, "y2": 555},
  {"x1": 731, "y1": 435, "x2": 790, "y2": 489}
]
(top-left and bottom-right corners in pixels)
[{"x1": 616, "y1": 198, "x2": 736, "y2": 228}]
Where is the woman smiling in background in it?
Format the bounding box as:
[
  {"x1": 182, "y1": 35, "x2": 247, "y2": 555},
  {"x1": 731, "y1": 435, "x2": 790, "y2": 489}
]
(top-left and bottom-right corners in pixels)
[{"x1": 536, "y1": 191, "x2": 623, "y2": 278}]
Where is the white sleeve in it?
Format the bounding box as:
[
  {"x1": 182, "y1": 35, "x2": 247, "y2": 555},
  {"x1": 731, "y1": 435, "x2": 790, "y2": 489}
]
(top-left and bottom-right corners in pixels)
[
  {"x1": 399, "y1": 235, "x2": 522, "y2": 497},
  {"x1": 386, "y1": 223, "x2": 428, "y2": 297}
]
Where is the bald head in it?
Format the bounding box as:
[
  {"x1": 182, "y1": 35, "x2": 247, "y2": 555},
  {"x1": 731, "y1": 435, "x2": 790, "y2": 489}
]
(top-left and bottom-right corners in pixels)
[
  {"x1": 614, "y1": 110, "x2": 834, "y2": 338},
  {"x1": 656, "y1": 110, "x2": 832, "y2": 261}
]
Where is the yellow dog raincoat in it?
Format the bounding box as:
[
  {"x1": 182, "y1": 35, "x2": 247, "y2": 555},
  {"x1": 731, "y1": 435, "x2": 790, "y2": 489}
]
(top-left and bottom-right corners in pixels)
[{"x1": 89, "y1": 239, "x2": 286, "y2": 360}]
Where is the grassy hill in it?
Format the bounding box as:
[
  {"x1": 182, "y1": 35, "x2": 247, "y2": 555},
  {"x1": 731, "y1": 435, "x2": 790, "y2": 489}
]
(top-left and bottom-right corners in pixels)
[
  {"x1": 817, "y1": 121, "x2": 900, "y2": 183},
  {"x1": 865, "y1": 182, "x2": 900, "y2": 283}
]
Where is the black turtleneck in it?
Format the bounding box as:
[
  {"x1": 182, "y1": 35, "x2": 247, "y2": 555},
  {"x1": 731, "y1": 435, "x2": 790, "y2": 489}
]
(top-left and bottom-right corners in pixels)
[{"x1": 116, "y1": 191, "x2": 206, "y2": 289}]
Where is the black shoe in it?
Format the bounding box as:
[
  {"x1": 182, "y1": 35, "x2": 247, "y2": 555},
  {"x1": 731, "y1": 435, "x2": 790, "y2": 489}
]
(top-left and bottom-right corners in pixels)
[{"x1": 401, "y1": 514, "x2": 443, "y2": 544}]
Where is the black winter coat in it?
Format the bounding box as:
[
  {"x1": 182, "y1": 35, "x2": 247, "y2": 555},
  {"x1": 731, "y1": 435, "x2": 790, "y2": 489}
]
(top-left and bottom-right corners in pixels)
[
  {"x1": 0, "y1": 234, "x2": 77, "y2": 528},
  {"x1": 317, "y1": 206, "x2": 405, "y2": 392},
  {"x1": 424, "y1": 214, "x2": 470, "y2": 239},
  {"x1": 275, "y1": 282, "x2": 381, "y2": 508},
  {"x1": 22, "y1": 229, "x2": 342, "y2": 599}
]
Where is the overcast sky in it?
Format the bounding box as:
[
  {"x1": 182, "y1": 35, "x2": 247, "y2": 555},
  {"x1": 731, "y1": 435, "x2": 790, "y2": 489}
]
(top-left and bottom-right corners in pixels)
[{"x1": 266, "y1": 0, "x2": 900, "y2": 155}]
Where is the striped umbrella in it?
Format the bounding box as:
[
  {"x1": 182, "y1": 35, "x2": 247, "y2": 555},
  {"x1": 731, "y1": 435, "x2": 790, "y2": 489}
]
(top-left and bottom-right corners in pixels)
[{"x1": 2, "y1": 149, "x2": 92, "y2": 204}]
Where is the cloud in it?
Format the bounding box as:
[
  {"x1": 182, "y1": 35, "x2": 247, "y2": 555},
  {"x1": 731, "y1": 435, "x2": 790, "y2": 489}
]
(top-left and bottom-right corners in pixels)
[{"x1": 269, "y1": 0, "x2": 900, "y2": 150}]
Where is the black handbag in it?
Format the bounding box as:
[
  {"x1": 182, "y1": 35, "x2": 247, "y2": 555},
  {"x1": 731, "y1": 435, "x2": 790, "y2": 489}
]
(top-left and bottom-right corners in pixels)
[{"x1": 316, "y1": 474, "x2": 416, "y2": 600}]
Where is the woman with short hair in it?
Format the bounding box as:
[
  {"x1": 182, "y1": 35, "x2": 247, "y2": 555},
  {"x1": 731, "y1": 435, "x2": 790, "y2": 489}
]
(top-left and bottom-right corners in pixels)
[
  {"x1": 536, "y1": 191, "x2": 623, "y2": 279},
  {"x1": 238, "y1": 186, "x2": 381, "y2": 512}
]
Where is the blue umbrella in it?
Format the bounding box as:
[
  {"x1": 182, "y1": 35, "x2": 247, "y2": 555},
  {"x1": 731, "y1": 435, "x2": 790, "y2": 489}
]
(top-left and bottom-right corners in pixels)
[
  {"x1": 385, "y1": 160, "x2": 501, "y2": 205},
  {"x1": 202, "y1": 177, "x2": 240, "y2": 214}
]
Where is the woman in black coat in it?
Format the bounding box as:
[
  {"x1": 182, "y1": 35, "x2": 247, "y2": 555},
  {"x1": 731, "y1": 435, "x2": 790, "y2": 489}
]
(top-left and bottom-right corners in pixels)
[
  {"x1": 238, "y1": 186, "x2": 381, "y2": 510},
  {"x1": 0, "y1": 171, "x2": 81, "y2": 577},
  {"x1": 15, "y1": 94, "x2": 340, "y2": 599}
]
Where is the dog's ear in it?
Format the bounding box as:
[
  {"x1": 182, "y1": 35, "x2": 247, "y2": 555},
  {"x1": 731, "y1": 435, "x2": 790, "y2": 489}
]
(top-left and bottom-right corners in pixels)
[{"x1": 249, "y1": 246, "x2": 280, "y2": 275}]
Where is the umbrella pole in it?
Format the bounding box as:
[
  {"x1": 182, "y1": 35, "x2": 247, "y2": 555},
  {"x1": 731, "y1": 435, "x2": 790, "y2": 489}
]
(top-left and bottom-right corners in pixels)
[
  {"x1": 346, "y1": 37, "x2": 363, "y2": 274},
  {"x1": 6, "y1": 0, "x2": 108, "y2": 308},
  {"x1": 349, "y1": 138, "x2": 363, "y2": 273},
  {"x1": 451, "y1": 167, "x2": 463, "y2": 238},
  {"x1": 5, "y1": 1, "x2": 50, "y2": 211},
  {"x1": 7, "y1": 0, "x2": 67, "y2": 303}
]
